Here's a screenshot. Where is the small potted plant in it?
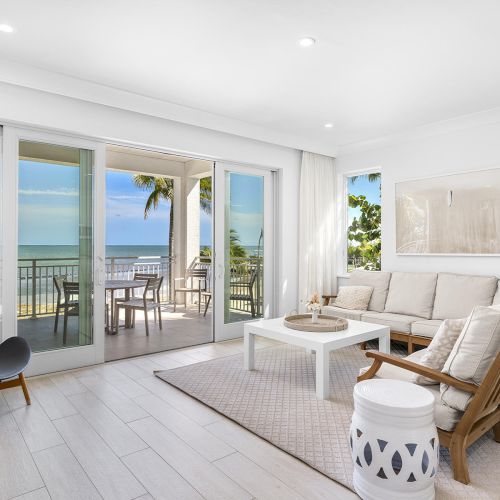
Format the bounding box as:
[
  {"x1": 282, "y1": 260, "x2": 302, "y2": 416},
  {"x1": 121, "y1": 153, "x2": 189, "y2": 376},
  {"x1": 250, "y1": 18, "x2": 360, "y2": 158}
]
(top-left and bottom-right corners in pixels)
[{"x1": 305, "y1": 292, "x2": 321, "y2": 323}]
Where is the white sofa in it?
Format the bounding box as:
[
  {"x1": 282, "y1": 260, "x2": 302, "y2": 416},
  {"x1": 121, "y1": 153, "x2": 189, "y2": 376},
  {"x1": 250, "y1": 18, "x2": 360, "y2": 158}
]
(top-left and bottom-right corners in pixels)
[{"x1": 323, "y1": 270, "x2": 500, "y2": 352}]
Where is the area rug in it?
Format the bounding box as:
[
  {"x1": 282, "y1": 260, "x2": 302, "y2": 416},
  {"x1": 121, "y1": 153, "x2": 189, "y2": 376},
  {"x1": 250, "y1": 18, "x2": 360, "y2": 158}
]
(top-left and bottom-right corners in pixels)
[{"x1": 155, "y1": 345, "x2": 500, "y2": 499}]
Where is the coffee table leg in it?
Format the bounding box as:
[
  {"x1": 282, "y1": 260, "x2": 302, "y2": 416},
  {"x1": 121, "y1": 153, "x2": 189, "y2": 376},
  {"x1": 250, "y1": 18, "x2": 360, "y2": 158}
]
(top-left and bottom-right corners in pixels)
[
  {"x1": 244, "y1": 331, "x2": 255, "y2": 370},
  {"x1": 379, "y1": 329, "x2": 391, "y2": 353},
  {"x1": 316, "y1": 348, "x2": 330, "y2": 399}
]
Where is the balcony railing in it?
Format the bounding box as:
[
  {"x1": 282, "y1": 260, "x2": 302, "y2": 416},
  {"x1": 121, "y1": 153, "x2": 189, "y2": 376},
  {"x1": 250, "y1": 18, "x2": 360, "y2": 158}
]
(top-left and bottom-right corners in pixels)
[
  {"x1": 17, "y1": 256, "x2": 174, "y2": 319},
  {"x1": 17, "y1": 254, "x2": 263, "y2": 319}
]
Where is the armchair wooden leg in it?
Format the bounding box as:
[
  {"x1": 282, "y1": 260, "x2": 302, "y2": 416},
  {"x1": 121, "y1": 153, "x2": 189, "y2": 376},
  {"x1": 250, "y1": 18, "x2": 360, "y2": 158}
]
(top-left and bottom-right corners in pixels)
[
  {"x1": 449, "y1": 435, "x2": 470, "y2": 484},
  {"x1": 19, "y1": 373, "x2": 31, "y2": 405},
  {"x1": 359, "y1": 342, "x2": 367, "y2": 350},
  {"x1": 407, "y1": 338, "x2": 414, "y2": 354},
  {"x1": 494, "y1": 421, "x2": 500, "y2": 443}
]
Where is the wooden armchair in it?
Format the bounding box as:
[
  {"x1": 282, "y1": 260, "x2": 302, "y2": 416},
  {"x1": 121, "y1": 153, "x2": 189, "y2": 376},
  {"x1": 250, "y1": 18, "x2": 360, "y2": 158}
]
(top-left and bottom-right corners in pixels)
[{"x1": 358, "y1": 350, "x2": 500, "y2": 484}]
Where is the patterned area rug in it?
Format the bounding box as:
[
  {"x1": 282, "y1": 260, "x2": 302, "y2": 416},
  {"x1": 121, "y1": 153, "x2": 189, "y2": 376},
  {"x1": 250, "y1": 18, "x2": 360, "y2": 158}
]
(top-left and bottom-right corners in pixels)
[{"x1": 156, "y1": 344, "x2": 500, "y2": 499}]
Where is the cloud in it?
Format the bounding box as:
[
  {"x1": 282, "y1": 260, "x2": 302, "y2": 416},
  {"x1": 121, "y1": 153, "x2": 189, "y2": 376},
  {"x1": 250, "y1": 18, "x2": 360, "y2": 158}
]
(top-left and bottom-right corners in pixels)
[{"x1": 19, "y1": 189, "x2": 78, "y2": 197}]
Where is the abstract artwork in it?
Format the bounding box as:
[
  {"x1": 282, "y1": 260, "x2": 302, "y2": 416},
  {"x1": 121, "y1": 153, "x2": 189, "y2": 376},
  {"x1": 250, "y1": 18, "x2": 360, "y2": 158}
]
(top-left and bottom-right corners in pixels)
[{"x1": 395, "y1": 168, "x2": 500, "y2": 255}]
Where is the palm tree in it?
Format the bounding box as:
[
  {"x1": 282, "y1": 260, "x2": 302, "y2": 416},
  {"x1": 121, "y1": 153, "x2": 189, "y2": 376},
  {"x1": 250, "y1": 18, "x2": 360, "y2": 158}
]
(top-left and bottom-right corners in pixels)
[
  {"x1": 133, "y1": 175, "x2": 175, "y2": 295},
  {"x1": 349, "y1": 172, "x2": 381, "y2": 184}
]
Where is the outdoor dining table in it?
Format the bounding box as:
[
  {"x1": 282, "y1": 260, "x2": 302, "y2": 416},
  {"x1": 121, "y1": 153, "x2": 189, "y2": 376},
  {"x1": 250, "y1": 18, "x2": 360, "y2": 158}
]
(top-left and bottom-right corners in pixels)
[{"x1": 105, "y1": 279, "x2": 146, "y2": 334}]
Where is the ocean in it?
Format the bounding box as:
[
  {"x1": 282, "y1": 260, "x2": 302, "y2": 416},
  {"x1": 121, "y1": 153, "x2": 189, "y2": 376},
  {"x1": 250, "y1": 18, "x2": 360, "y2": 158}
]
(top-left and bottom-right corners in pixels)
[{"x1": 18, "y1": 244, "x2": 261, "y2": 261}]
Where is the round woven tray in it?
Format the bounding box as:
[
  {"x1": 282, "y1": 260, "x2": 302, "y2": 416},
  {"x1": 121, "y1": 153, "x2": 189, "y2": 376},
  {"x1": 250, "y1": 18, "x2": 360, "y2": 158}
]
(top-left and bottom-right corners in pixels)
[{"x1": 283, "y1": 314, "x2": 348, "y2": 332}]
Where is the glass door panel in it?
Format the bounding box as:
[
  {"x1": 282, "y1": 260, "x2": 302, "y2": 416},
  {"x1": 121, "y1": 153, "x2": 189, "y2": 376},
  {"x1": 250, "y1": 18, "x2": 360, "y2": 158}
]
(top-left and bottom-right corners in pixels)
[
  {"x1": 17, "y1": 141, "x2": 94, "y2": 352},
  {"x1": 214, "y1": 163, "x2": 274, "y2": 341}
]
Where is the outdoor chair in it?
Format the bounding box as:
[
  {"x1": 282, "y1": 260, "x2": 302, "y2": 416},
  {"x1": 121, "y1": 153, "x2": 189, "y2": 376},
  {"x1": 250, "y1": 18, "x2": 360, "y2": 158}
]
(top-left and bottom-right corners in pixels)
[
  {"x1": 358, "y1": 349, "x2": 500, "y2": 484},
  {"x1": 229, "y1": 267, "x2": 259, "y2": 317},
  {"x1": 53, "y1": 275, "x2": 67, "y2": 333},
  {"x1": 62, "y1": 281, "x2": 79, "y2": 344},
  {"x1": 0, "y1": 337, "x2": 31, "y2": 405},
  {"x1": 115, "y1": 277, "x2": 163, "y2": 336},
  {"x1": 174, "y1": 268, "x2": 208, "y2": 313},
  {"x1": 131, "y1": 272, "x2": 159, "y2": 325}
]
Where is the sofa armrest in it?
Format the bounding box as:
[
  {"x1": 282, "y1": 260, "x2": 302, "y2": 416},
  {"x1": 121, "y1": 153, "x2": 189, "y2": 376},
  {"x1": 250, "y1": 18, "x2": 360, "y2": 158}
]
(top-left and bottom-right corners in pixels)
[
  {"x1": 322, "y1": 295, "x2": 337, "y2": 306},
  {"x1": 358, "y1": 351, "x2": 478, "y2": 394}
]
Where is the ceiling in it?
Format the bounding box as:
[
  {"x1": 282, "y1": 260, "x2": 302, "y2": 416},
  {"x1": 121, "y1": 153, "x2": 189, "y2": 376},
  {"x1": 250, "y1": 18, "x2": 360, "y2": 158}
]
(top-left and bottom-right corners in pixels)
[{"x1": 1, "y1": 1, "x2": 500, "y2": 155}]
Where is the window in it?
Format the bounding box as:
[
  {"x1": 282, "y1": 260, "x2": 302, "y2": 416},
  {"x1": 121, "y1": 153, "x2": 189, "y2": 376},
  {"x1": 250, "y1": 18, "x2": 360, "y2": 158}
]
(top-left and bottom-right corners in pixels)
[{"x1": 346, "y1": 172, "x2": 381, "y2": 272}]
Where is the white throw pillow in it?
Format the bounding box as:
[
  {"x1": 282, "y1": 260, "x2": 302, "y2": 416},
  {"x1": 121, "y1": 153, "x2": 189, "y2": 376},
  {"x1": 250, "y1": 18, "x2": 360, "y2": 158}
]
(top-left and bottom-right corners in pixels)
[
  {"x1": 334, "y1": 286, "x2": 373, "y2": 311},
  {"x1": 412, "y1": 318, "x2": 467, "y2": 385},
  {"x1": 441, "y1": 306, "x2": 500, "y2": 411}
]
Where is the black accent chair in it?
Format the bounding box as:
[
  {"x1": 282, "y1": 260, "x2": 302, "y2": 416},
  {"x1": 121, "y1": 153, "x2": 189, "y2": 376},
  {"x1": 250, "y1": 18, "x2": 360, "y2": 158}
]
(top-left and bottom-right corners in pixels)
[{"x1": 0, "y1": 337, "x2": 31, "y2": 405}]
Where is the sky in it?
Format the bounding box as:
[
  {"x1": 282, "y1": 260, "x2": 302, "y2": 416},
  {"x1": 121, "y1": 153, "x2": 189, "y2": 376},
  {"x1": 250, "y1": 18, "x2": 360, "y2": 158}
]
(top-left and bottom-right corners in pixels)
[
  {"x1": 18, "y1": 162, "x2": 264, "y2": 248},
  {"x1": 347, "y1": 174, "x2": 381, "y2": 225}
]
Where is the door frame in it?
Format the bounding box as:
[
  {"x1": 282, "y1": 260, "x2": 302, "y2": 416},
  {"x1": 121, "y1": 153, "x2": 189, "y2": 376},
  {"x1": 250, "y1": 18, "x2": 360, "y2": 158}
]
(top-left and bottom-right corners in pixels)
[
  {"x1": 213, "y1": 162, "x2": 275, "y2": 341},
  {"x1": 1, "y1": 126, "x2": 106, "y2": 376}
]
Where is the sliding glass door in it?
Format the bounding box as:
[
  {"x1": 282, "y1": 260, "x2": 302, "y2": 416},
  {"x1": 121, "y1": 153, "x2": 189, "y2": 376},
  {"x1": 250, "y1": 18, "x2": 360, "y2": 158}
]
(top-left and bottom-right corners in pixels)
[
  {"x1": 2, "y1": 127, "x2": 105, "y2": 375},
  {"x1": 213, "y1": 163, "x2": 274, "y2": 340}
]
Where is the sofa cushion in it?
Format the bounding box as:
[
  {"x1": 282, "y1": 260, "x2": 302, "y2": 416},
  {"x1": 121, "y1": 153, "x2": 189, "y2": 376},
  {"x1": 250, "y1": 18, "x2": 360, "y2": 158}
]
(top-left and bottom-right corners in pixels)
[
  {"x1": 359, "y1": 351, "x2": 462, "y2": 431},
  {"x1": 333, "y1": 285, "x2": 373, "y2": 311},
  {"x1": 361, "y1": 312, "x2": 423, "y2": 333},
  {"x1": 411, "y1": 320, "x2": 443, "y2": 338},
  {"x1": 432, "y1": 273, "x2": 497, "y2": 320},
  {"x1": 494, "y1": 280, "x2": 500, "y2": 305},
  {"x1": 384, "y1": 272, "x2": 437, "y2": 319},
  {"x1": 349, "y1": 270, "x2": 391, "y2": 312},
  {"x1": 413, "y1": 318, "x2": 468, "y2": 385},
  {"x1": 441, "y1": 306, "x2": 500, "y2": 411},
  {"x1": 321, "y1": 305, "x2": 364, "y2": 321}
]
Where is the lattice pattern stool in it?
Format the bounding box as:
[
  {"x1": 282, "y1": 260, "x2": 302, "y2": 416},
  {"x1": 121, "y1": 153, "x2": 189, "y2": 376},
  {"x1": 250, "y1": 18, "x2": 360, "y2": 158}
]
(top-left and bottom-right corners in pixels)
[{"x1": 350, "y1": 379, "x2": 438, "y2": 500}]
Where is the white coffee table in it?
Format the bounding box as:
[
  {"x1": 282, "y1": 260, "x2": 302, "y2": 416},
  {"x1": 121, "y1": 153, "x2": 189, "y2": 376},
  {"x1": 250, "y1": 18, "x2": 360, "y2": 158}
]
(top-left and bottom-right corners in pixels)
[{"x1": 244, "y1": 317, "x2": 390, "y2": 399}]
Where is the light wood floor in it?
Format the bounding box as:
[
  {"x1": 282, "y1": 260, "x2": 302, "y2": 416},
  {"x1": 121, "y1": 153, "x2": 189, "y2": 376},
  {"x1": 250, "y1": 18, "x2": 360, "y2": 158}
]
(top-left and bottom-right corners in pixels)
[{"x1": 0, "y1": 338, "x2": 356, "y2": 500}]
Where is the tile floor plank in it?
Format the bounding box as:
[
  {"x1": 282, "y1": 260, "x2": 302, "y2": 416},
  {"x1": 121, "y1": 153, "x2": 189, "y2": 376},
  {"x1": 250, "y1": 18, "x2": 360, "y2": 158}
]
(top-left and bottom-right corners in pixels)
[
  {"x1": 136, "y1": 376, "x2": 221, "y2": 426},
  {"x1": 134, "y1": 393, "x2": 234, "y2": 462},
  {"x1": 12, "y1": 402, "x2": 65, "y2": 452},
  {"x1": 213, "y1": 452, "x2": 306, "y2": 500},
  {"x1": 206, "y1": 419, "x2": 356, "y2": 499},
  {"x1": 28, "y1": 377, "x2": 78, "y2": 420},
  {"x1": 49, "y1": 372, "x2": 88, "y2": 396},
  {"x1": 54, "y1": 414, "x2": 146, "y2": 500},
  {"x1": 0, "y1": 429, "x2": 44, "y2": 500},
  {"x1": 78, "y1": 375, "x2": 148, "y2": 423},
  {"x1": 122, "y1": 448, "x2": 204, "y2": 500},
  {"x1": 69, "y1": 391, "x2": 148, "y2": 457},
  {"x1": 10, "y1": 487, "x2": 51, "y2": 500},
  {"x1": 33, "y1": 444, "x2": 102, "y2": 500},
  {"x1": 129, "y1": 417, "x2": 252, "y2": 500}
]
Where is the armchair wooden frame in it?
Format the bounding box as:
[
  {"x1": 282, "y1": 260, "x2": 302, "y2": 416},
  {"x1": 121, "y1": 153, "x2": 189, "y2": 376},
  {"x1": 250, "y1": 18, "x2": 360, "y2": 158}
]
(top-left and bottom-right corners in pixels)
[{"x1": 358, "y1": 350, "x2": 500, "y2": 484}]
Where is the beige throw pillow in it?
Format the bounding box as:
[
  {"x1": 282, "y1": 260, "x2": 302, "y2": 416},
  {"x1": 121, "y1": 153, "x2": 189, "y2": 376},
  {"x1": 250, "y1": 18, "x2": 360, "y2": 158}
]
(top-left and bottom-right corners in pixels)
[
  {"x1": 334, "y1": 286, "x2": 373, "y2": 311},
  {"x1": 441, "y1": 306, "x2": 500, "y2": 411},
  {"x1": 412, "y1": 318, "x2": 467, "y2": 385}
]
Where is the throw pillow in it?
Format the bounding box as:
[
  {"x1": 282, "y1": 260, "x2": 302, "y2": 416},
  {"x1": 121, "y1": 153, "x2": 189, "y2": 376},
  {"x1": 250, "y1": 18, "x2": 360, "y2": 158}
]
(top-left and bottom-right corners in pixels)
[
  {"x1": 440, "y1": 306, "x2": 500, "y2": 411},
  {"x1": 412, "y1": 318, "x2": 467, "y2": 385},
  {"x1": 334, "y1": 286, "x2": 373, "y2": 311}
]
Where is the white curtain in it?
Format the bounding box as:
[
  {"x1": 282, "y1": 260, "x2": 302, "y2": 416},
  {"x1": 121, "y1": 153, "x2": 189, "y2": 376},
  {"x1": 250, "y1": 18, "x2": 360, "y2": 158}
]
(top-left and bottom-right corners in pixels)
[{"x1": 298, "y1": 151, "x2": 336, "y2": 308}]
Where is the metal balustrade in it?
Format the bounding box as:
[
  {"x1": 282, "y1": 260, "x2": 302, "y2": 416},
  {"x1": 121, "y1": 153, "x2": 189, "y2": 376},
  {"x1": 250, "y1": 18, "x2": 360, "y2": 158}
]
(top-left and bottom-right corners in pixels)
[{"x1": 17, "y1": 255, "x2": 263, "y2": 319}]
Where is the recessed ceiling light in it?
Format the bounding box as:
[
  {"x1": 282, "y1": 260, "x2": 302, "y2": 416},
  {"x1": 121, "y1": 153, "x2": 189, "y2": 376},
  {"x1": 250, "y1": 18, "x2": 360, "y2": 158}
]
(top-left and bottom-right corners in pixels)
[
  {"x1": 0, "y1": 24, "x2": 15, "y2": 33},
  {"x1": 297, "y1": 37, "x2": 316, "y2": 48},
  {"x1": 324, "y1": 123, "x2": 334, "y2": 128}
]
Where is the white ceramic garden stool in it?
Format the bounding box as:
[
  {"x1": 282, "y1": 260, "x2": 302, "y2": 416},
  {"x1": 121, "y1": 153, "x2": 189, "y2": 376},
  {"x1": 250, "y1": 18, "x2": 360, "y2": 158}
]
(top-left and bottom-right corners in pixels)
[{"x1": 350, "y1": 379, "x2": 438, "y2": 500}]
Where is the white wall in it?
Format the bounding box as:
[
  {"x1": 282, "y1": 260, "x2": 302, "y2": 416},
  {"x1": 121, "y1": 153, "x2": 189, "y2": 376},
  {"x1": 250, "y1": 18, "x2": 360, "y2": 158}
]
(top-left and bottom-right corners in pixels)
[
  {"x1": 0, "y1": 82, "x2": 301, "y2": 315},
  {"x1": 335, "y1": 117, "x2": 500, "y2": 280}
]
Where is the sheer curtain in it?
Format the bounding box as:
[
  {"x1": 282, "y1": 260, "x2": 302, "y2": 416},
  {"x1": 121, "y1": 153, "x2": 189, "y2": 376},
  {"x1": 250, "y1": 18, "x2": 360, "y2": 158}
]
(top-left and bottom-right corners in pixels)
[{"x1": 298, "y1": 151, "x2": 336, "y2": 308}]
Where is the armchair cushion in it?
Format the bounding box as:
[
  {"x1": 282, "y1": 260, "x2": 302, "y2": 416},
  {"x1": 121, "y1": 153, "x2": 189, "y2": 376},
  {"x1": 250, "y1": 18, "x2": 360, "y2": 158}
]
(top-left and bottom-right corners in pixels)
[
  {"x1": 432, "y1": 273, "x2": 497, "y2": 320},
  {"x1": 412, "y1": 317, "x2": 467, "y2": 385},
  {"x1": 348, "y1": 270, "x2": 391, "y2": 312},
  {"x1": 333, "y1": 285, "x2": 373, "y2": 311},
  {"x1": 494, "y1": 280, "x2": 500, "y2": 305},
  {"x1": 384, "y1": 272, "x2": 437, "y2": 319},
  {"x1": 441, "y1": 306, "x2": 500, "y2": 411},
  {"x1": 359, "y1": 350, "x2": 462, "y2": 431}
]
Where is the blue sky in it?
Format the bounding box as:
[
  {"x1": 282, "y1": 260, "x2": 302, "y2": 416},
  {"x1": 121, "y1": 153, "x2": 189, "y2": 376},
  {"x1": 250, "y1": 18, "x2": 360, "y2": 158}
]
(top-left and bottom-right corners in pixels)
[
  {"x1": 19, "y1": 163, "x2": 263, "y2": 248},
  {"x1": 347, "y1": 174, "x2": 381, "y2": 225}
]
